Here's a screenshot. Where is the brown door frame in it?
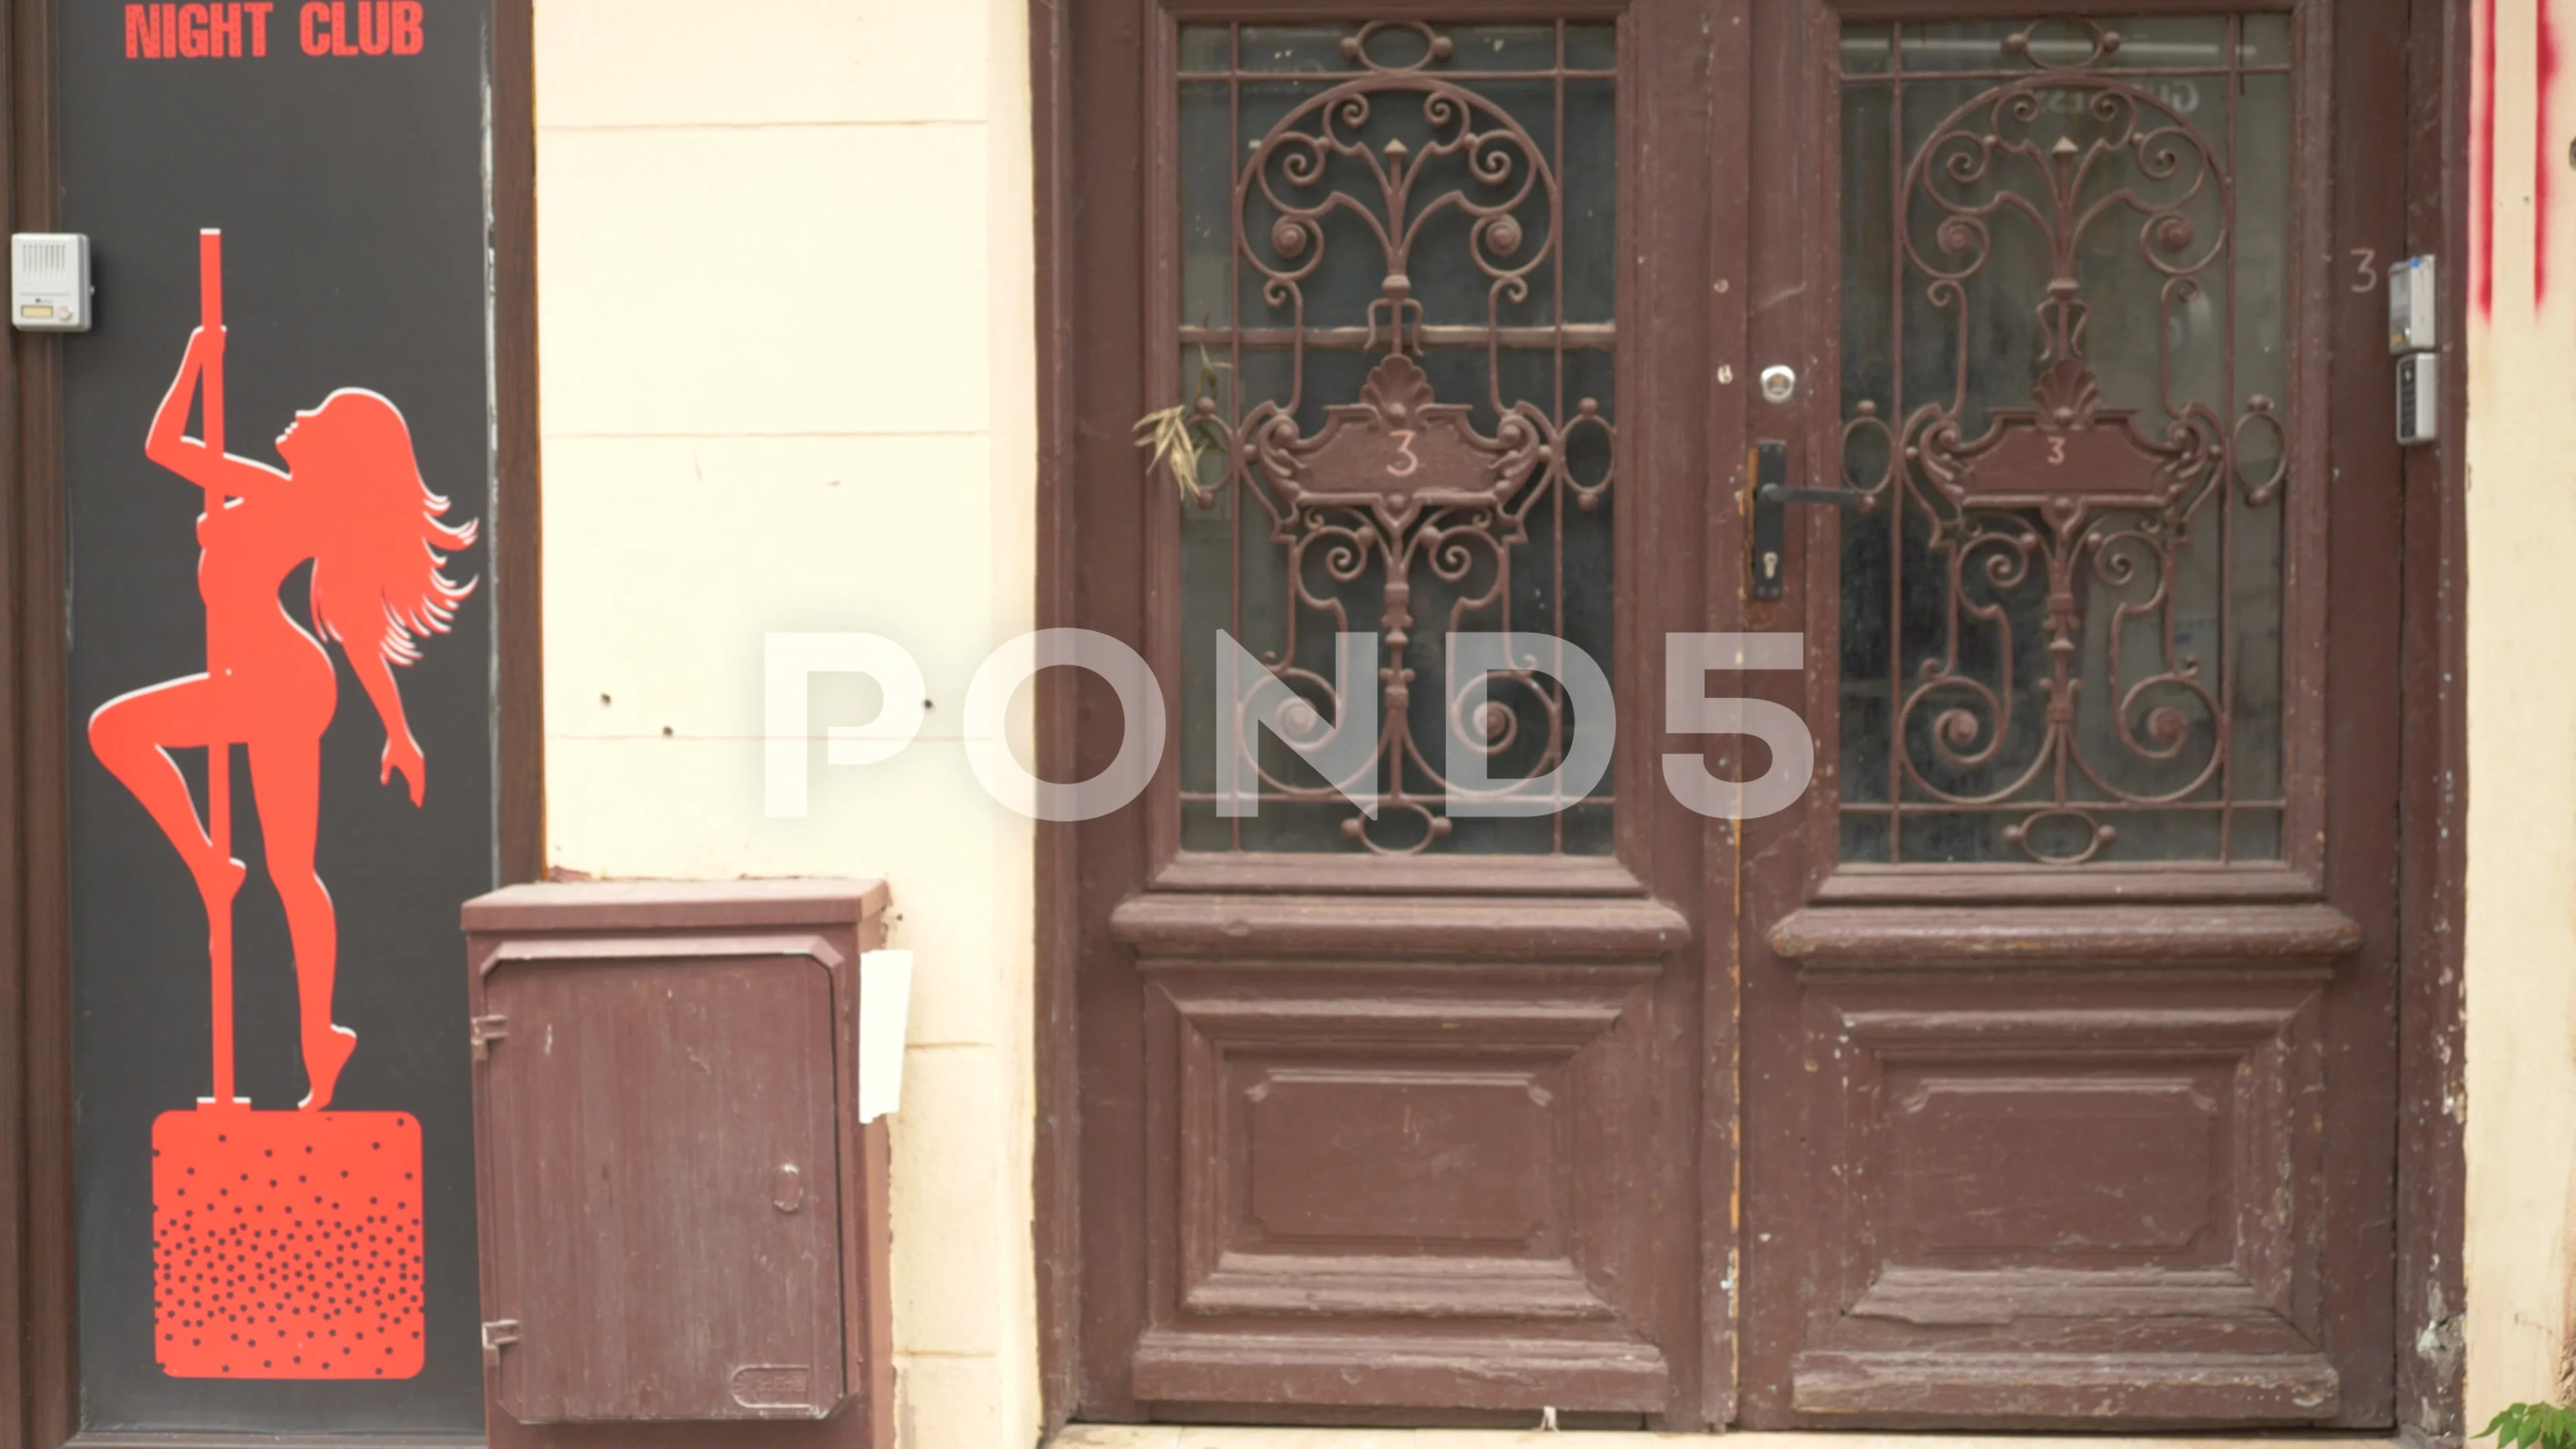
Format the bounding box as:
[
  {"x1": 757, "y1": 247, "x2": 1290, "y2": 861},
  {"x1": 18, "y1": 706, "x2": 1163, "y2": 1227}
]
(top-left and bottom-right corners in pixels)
[
  {"x1": 0, "y1": 0, "x2": 545, "y2": 1442},
  {"x1": 2396, "y1": 0, "x2": 2473, "y2": 1440},
  {"x1": 1029, "y1": 0, "x2": 2471, "y2": 1437}
]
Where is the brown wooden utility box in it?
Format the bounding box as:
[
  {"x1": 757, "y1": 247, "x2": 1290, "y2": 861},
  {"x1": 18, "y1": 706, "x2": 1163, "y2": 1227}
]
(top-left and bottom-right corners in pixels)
[{"x1": 462, "y1": 880, "x2": 894, "y2": 1449}]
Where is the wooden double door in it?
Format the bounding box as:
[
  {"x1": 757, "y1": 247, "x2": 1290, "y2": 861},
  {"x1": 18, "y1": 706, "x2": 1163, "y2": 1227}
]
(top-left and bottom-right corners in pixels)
[{"x1": 1055, "y1": 0, "x2": 2408, "y2": 1429}]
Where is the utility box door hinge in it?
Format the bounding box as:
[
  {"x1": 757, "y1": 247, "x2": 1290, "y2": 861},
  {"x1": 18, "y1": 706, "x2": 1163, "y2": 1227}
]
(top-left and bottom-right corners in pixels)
[
  {"x1": 469, "y1": 1015, "x2": 508, "y2": 1061},
  {"x1": 482, "y1": 1318, "x2": 521, "y2": 1367}
]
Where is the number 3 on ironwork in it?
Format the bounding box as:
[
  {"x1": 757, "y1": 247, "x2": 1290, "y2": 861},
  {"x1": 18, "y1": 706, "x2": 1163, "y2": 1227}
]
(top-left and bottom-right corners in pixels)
[{"x1": 1387, "y1": 429, "x2": 1419, "y2": 478}]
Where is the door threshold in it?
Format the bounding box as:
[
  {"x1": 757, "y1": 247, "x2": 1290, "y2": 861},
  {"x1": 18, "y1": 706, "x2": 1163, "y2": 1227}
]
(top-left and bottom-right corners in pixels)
[{"x1": 1050, "y1": 1430, "x2": 2404, "y2": 1448}]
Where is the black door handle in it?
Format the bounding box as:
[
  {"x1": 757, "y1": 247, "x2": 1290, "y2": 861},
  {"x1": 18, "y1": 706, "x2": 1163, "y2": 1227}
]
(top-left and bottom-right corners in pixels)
[{"x1": 1748, "y1": 439, "x2": 1870, "y2": 602}]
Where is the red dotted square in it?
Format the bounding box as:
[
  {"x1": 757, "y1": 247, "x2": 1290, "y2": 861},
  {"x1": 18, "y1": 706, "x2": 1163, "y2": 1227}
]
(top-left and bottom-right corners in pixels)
[{"x1": 150, "y1": 1108, "x2": 425, "y2": 1381}]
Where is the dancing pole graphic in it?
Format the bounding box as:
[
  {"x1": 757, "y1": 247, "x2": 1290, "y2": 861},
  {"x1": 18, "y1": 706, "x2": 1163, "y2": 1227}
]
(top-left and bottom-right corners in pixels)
[{"x1": 198, "y1": 228, "x2": 244, "y2": 1111}]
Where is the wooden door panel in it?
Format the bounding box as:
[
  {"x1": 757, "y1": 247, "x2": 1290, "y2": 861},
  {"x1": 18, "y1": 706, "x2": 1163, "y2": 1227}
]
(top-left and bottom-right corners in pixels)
[
  {"x1": 1127, "y1": 959, "x2": 1670, "y2": 1411},
  {"x1": 1115, "y1": 895, "x2": 1687, "y2": 1414},
  {"x1": 1780, "y1": 969, "x2": 2339, "y2": 1422}
]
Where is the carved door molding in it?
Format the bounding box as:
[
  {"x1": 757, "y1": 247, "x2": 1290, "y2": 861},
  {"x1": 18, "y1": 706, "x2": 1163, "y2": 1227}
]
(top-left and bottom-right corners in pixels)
[
  {"x1": 1039, "y1": 0, "x2": 2428, "y2": 1433},
  {"x1": 1736, "y1": 1, "x2": 2408, "y2": 1428},
  {"x1": 1071, "y1": 0, "x2": 1726, "y2": 1426}
]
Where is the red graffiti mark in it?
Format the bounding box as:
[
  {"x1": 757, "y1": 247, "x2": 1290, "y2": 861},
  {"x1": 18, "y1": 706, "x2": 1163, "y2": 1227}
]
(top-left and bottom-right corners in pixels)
[
  {"x1": 89, "y1": 231, "x2": 472, "y2": 1381},
  {"x1": 2543, "y1": 0, "x2": 2559, "y2": 302},
  {"x1": 2479, "y1": 0, "x2": 2500, "y2": 318}
]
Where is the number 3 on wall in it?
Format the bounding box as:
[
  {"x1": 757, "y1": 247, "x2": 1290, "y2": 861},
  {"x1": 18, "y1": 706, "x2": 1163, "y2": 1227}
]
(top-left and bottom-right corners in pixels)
[{"x1": 1387, "y1": 429, "x2": 1419, "y2": 478}]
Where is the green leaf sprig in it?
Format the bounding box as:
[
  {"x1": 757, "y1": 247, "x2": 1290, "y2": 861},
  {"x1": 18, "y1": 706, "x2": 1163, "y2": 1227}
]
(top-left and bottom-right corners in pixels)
[{"x1": 2482, "y1": 1402, "x2": 2576, "y2": 1449}]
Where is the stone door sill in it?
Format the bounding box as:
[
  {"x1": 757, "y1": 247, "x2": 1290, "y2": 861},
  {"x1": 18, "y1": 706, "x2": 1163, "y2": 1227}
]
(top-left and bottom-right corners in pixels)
[{"x1": 1051, "y1": 1430, "x2": 2404, "y2": 1449}]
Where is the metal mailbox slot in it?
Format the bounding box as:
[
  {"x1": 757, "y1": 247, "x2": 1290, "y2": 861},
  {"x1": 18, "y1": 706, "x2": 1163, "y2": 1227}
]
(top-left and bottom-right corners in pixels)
[{"x1": 464, "y1": 880, "x2": 894, "y2": 1449}]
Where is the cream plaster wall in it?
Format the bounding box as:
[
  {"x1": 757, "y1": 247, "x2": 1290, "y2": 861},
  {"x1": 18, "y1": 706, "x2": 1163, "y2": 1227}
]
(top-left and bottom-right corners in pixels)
[
  {"x1": 531, "y1": 3, "x2": 1040, "y2": 1444},
  {"x1": 2466, "y1": 0, "x2": 2576, "y2": 1427}
]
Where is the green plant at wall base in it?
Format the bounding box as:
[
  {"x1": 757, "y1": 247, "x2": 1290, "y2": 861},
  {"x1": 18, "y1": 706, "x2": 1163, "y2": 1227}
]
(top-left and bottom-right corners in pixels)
[
  {"x1": 1134, "y1": 348, "x2": 1230, "y2": 506},
  {"x1": 2481, "y1": 1402, "x2": 2576, "y2": 1449}
]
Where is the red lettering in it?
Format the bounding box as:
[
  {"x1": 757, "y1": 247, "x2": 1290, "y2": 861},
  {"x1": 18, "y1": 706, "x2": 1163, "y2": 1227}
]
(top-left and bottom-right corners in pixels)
[
  {"x1": 298, "y1": 0, "x2": 325, "y2": 54},
  {"x1": 354, "y1": 0, "x2": 386, "y2": 54},
  {"x1": 390, "y1": 0, "x2": 419, "y2": 54},
  {"x1": 209, "y1": 2, "x2": 240, "y2": 56},
  {"x1": 244, "y1": 1, "x2": 270, "y2": 54},
  {"x1": 176, "y1": 2, "x2": 206, "y2": 56},
  {"x1": 125, "y1": 3, "x2": 166, "y2": 58},
  {"x1": 329, "y1": 1, "x2": 355, "y2": 54}
]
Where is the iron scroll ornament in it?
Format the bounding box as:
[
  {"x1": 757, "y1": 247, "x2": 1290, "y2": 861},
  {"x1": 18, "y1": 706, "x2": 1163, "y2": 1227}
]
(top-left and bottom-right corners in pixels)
[
  {"x1": 1187, "y1": 22, "x2": 1617, "y2": 856},
  {"x1": 1844, "y1": 20, "x2": 2289, "y2": 867}
]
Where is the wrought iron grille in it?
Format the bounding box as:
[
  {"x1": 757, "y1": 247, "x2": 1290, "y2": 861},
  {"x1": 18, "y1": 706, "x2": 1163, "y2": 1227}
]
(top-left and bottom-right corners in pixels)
[
  {"x1": 1175, "y1": 21, "x2": 1617, "y2": 857},
  {"x1": 1835, "y1": 15, "x2": 2293, "y2": 867}
]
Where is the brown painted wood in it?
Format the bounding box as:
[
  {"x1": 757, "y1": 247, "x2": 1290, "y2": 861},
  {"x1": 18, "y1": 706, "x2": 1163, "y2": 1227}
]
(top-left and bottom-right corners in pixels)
[
  {"x1": 2318, "y1": 1, "x2": 2411, "y2": 1424},
  {"x1": 2394, "y1": 0, "x2": 2472, "y2": 1442},
  {"x1": 1061, "y1": 0, "x2": 1151, "y2": 1421},
  {"x1": 484, "y1": 948, "x2": 849, "y2": 1421},
  {"x1": 460, "y1": 881, "x2": 894, "y2": 936},
  {"x1": 1149, "y1": 855, "x2": 1646, "y2": 896},
  {"x1": 0, "y1": 0, "x2": 32, "y2": 1411},
  {"x1": 1110, "y1": 894, "x2": 1690, "y2": 958},
  {"x1": 1770, "y1": 902, "x2": 2365, "y2": 965},
  {"x1": 5, "y1": 0, "x2": 76, "y2": 1444},
  {"x1": 1028, "y1": 0, "x2": 1085, "y2": 1434},
  {"x1": 1051, "y1": 0, "x2": 1719, "y2": 1427},
  {"x1": 1128, "y1": 960, "x2": 1672, "y2": 1412},
  {"x1": 1700, "y1": 3, "x2": 1756, "y2": 1424},
  {"x1": 491, "y1": 0, "x2": 545, "y2": 890},
  {"x1": 1733, "y1": 0, "x2": 2413, "y2": 1428},
  {"x1": 462, "y1": 881, "x2": 894, "y2": 1449},
  {"x1": 1030, "y1": 0, "x2": 2469, "y2": 1434}
]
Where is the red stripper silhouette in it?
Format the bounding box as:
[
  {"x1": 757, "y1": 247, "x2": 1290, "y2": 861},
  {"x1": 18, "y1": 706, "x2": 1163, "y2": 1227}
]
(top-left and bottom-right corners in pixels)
[{"x1": 89, "y1": 231, "x2": 474, "y2": 1380}]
